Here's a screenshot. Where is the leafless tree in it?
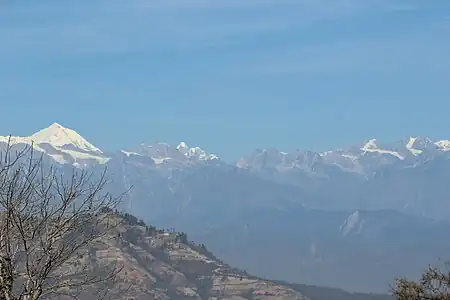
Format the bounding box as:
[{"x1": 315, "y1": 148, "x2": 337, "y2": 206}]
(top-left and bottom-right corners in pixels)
[
  {"x1": 393, "y1": 262, "x2": 450, "y2": 300},
  {"x1": 0, "y1": 138, "x2": 125, "y2": 300}
]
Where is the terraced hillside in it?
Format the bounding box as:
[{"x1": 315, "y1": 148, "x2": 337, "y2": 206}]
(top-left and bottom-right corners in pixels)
[
  {"x1": 79, "y1": 211, "x2": 395, "y2": 300},
  {"x1": 84, "y1": 212, "x2": 309, "y2": 300}
]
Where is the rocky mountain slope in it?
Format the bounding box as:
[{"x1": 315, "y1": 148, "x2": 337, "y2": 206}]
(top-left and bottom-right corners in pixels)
[
  {"x1": 72, "y1": 211, "x2": 392, "y2": 300},
  {"x1": 82, "y1": 212, "x2": 310, "y2": 300},
  {"x1": 2, "y1": 123, "x2": 450, "y2": 293}
]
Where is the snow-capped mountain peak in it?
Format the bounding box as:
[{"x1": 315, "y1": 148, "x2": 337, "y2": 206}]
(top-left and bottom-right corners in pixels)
[
  {"x1": 406, "y1": 136, "x2": 418, "y2": 148},
  {"x1": 30, "y1": 122, "x2": 102, "y2": 153},
  {"x1": 176, "y1": 142, "x2": 188, "y2": 150},
  {"x1": 175, "y1": 142, "x2": 218, "y2": 160},
  {"x1": 0, "y1": 123, "x2": 108, "y2": 167},
  {"x1": 361, "y1": 139, "x2": 378, "y2": 150},
  {"x1": 435, "y1": 140, "x2": 450, "y2": 152},
  {"x1": 406, "y1": 137, "x2": 422, "y2": 156},
  {"x1": 404, "y1": 136, "x2": 433, "y2": 156},
  {"x1": 121, "y1": 141, "x2": 219, "y2": 166}
]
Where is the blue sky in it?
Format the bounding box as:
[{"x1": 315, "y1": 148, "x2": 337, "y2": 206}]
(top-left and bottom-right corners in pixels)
[{"x1": 1, "y1": 0, "x2": 450, "y2": 160}]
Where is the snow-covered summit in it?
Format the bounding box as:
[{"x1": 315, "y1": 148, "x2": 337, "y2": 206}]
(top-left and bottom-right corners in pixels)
[
  {"x1": 176, "y1": 142, "x2": 188, "y2": 150},
  {"x1": 402, "y1": 136, "x2": 435, "y2": 155},
  {"x1": 435, "y1": 140, "x2": 450, "y2": 152},
  {"x1": 176, "y1": 142, "x2": 218, "y2": 160},
  {"x1": 122, "y1": 141, "x2": 218, "y2": 166},
  {"x1": 177, "y1": 140, "x2": 219, "y2": 161},
  {"x1": 361, "y1": 139, "x2": 378, "y2": 150},
  {"x1": 0, "y1": 123, "x2": 108, "y2": 167},
  {"x1": 30, "y1": 122, "x2": 102, "y2": 153}
]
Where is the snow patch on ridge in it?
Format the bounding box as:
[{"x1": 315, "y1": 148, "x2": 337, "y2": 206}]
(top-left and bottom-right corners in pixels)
[
  {"x1": 406, "y1": 137, "x2": 423, "y2": 156},
  {"x1": 360, "y1": 139, "x2": 404, "y2": 160}
]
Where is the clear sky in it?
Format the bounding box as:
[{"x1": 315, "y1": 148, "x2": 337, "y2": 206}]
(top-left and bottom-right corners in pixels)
[{"x1": 1, "y1": 0, "x2": 450, "y2": 161}]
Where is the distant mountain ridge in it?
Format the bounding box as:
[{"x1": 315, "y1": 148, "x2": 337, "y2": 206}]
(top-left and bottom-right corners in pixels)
[
  {"x1": 237, "y1": 136, "x2": 450, "y2": 176},
  {"x1": 2, "y1": 122, "x2": 450, "y2": 293},
  {"x1": 2, "y1": 123, "x2": 450, "y2": 170},
  {"x1": 0, "y1": 123, "x2": 219, "y2": 168}
]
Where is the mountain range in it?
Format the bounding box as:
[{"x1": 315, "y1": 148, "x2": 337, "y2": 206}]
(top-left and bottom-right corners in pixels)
[{"x1": 2, "y1": 122, "x2": 450, "y2": 293}]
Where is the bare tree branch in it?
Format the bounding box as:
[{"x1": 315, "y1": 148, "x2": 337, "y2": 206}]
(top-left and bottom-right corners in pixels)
[{"x1": 0, "y1": 140, "x2": 127, "y2": 300}]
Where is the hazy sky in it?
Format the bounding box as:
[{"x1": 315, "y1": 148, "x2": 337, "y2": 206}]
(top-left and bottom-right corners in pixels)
[{"x1": 1, "y1": 0, "x2": 450, "y2": 160}]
